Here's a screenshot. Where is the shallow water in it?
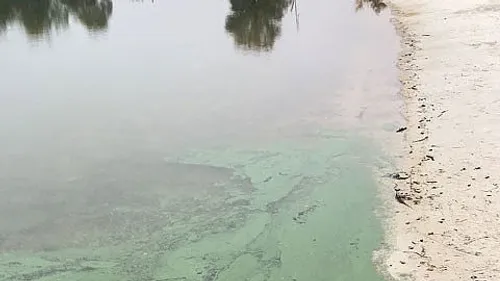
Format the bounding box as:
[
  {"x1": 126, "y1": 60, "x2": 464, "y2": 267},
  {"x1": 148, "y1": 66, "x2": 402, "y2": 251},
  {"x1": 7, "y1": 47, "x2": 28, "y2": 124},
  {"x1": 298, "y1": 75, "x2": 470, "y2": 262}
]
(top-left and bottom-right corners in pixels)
[{"x1": 0, "y1": 0, "x2": 400, "y2": 280}]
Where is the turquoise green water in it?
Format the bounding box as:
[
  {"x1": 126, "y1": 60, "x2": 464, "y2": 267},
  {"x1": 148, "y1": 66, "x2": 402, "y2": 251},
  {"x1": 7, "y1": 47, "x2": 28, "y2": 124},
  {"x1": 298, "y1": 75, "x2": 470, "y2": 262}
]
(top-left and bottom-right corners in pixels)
[{"x1": 0, "y1": 135, "x2": 386, "y2": 281}]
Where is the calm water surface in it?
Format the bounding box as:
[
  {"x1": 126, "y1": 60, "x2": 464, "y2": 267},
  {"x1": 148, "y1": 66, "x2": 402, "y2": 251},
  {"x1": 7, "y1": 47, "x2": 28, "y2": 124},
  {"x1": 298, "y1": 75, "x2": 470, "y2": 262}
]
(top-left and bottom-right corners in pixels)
[{"x1": 0, "y1": 0, "x2": 400, "y2": 280}]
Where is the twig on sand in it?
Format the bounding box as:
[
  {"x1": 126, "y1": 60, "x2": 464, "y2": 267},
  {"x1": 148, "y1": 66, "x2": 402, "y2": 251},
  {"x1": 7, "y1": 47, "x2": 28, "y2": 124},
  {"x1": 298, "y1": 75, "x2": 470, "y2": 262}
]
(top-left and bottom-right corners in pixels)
[
  {"x1": 395, "y1": 193, "x2": 413, "y2": 209},
  {"x1": 413, "y1": 136, "x2": 428, "y2": 143},
  {"x1": 437, "y1": 110, "x2": 448, "y2": 117}
]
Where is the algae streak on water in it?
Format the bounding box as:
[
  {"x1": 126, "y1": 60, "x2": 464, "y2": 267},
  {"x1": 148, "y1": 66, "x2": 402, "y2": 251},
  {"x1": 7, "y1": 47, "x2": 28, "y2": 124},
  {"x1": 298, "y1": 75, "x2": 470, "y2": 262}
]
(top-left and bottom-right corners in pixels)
[{"x1": 0, "y1": 135, "x2": 385, "y2": 281}]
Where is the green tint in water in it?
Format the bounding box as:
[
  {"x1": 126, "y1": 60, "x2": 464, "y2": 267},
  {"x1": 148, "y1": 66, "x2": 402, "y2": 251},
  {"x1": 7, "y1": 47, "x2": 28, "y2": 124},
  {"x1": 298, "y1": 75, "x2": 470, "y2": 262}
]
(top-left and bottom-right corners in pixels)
[
  {"x1": 0, "y1": 0, "x2": 399, "y2": 280},
  {"x1": 0, "y1": 135, "x2": 385, "y2": 281}
]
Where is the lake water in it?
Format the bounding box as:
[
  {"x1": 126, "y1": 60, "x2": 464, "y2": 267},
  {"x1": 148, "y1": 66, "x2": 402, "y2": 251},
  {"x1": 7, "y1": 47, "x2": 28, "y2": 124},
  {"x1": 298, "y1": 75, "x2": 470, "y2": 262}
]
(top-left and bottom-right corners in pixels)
[{"x1": 0, "y1": 0, "x2": 401, "y2": 280}]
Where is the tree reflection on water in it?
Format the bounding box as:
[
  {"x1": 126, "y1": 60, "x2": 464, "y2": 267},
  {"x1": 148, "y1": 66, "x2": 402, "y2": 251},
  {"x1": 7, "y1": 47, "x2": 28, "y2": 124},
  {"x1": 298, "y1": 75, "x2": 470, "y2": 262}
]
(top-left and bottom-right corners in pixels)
[
  {"x1": 0, "y1": 0, "x2": 387, "y2": 45},
  {"x1": 225, "y1": 0, "x2": 294, "y2": 52},
  {"x1": 0, "y1": 0, "x2": 113, "y2": 38},
  {"x1": 225, "y1": 0, "x2": 387, "y2": 52}
]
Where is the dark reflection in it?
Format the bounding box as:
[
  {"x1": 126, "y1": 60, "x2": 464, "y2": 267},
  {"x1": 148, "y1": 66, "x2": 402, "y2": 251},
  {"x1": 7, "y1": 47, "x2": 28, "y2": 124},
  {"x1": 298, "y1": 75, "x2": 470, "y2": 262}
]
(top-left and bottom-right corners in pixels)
[
  {"x1": 0, "y1": 0, "x2": 113, "y2": 38},
  {"x1": 225, "y1": 0, "x2": 293, "y2": 52},
  {"x1": 355, "y1": 0, "x2": 386, "y2": 14}
]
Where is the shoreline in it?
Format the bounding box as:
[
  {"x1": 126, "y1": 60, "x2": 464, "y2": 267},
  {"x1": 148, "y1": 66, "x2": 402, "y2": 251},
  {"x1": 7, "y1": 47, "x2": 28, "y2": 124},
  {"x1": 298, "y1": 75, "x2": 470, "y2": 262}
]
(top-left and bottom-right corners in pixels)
[{"x1": 384, "y1": 0, "x2": 500, "y2": 280}]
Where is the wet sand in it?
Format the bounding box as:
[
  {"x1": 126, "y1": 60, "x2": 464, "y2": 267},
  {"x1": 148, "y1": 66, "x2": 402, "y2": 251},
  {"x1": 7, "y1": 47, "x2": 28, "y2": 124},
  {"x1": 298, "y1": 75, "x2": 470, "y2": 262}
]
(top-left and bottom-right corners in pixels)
[{"x1": 385, "y1": 0, "x2": 500, "y2": 280}]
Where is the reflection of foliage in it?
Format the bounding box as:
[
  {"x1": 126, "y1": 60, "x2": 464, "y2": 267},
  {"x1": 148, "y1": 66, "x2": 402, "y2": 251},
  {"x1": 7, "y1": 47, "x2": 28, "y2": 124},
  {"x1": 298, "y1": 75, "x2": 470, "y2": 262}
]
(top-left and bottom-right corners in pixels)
[
  {"x1": 0, "y1": 0, "x2": 113, "y2": 38},
  {"x1": 225, "y1": 0, "x2": 292, "y2": 52},
  {"x1": 355, "y1": 0, "x2": 387, "y2": 14}
]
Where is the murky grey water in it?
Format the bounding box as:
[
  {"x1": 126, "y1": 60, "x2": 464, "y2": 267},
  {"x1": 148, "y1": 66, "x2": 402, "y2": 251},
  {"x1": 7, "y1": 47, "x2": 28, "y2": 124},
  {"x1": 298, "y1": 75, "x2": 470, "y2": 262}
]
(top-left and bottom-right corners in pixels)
[
  {"x1": 0, "y1": 0, "x2": 397, "y2": 151},
  {"x1": 0, "y1": 1, "x2": 400, "y2": 280}
]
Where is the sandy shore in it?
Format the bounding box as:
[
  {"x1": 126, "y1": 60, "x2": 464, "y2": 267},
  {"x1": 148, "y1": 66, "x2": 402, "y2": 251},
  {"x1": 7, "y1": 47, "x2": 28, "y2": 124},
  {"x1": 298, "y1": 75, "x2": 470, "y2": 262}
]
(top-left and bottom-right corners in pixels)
[{"x1": 384, "y1": 0, "x2": 500, "y2": 280}]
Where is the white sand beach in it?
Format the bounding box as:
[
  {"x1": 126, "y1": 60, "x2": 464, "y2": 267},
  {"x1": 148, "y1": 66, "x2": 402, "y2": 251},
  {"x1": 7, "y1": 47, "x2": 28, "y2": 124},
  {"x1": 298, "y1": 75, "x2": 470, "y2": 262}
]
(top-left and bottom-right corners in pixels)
[{"x1": 385, "y1": 0, "x2": 500, "y2": 280}]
